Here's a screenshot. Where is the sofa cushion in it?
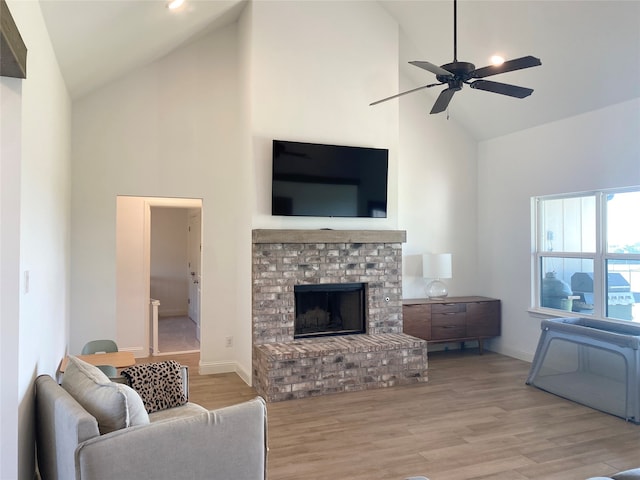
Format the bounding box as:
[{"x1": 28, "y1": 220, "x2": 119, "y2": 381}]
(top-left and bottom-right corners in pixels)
[
  {"x1": 149, "y1": 402, "x2": 208, "y2": 423},
  {"x1": 62, "y1": 355, "x2": 149, "y2": 434}
]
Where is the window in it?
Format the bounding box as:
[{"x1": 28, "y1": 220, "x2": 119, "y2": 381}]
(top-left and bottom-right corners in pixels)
[{"x1": 532, "y1": 187, "x2": 640, "y2": 322}]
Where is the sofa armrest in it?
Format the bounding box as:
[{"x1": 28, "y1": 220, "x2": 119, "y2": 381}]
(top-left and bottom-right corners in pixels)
[
  {"x1": 75, "y1": 396, "x2": 267, "y2": 480},
  {"x1": 35, "y1": 375, "x2": 101, "y2": 480}
]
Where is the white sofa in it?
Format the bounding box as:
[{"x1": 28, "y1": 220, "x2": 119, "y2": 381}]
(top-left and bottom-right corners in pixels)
[{"x1": 35, "y1": 357, "x2": 267, "y2": 480}]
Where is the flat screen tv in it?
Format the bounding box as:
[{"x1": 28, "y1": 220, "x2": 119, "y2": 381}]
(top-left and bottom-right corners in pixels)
[{"x1": 271, "y1": 140, "x2": 388, "y2": 218}]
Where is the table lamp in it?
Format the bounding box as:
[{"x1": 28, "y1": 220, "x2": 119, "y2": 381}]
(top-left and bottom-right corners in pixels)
[{"x1": 423, "y1": 253, "x2": 452, "y2": 300}]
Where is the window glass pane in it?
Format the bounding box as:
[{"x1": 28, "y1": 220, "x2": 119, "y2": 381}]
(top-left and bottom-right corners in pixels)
[
  {"x1": 540, "y1": 257, "x2": 594, "y2": 313},
  {"x1": 607, "y1": 191, "x2": 640, "y2": 254},
  {"x1": 540, "y1": 196, "x2": 595, "y2": 253},
  {"x1": 606, "y1": 259, "x2": 639, "y2": 322}
]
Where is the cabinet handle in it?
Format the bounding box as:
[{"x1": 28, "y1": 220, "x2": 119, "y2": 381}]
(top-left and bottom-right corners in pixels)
[{"x1": 442, "y1": 325, "x2": 458, "y2": 329}]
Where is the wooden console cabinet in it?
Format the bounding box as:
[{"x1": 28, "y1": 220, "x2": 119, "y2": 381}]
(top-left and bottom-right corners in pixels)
[{"x1": 402, "y1": 296, "x2": 501, "y2": 354}]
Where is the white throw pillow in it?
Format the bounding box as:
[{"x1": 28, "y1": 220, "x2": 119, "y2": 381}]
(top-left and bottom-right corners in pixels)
[{"x1": 61, "y1": 355, "x2": 149, "y2": 434}]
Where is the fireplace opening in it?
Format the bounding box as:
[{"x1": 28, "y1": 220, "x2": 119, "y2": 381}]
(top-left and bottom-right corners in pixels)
[{"x1": 294, "y1": 283, "x2": 366, "y2": 339}]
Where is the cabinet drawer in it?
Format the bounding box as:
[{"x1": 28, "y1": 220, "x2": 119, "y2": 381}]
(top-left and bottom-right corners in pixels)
[
  {"x1": 432, "y1": 303, "x2": 466, "y2": 314},
  {"x1": 431, "y1": 312, "x2": 465, "y2": 339},
  {"x1": 403, "y1": 304, "x2": 431, "y2": 340},
  {"x1": 466, "y1": 301, "x2": 499, "y2": 317},
  {"x1": 403, "y1": 303, "x2": 431, "y2": 322},
  {"x1": 432, "y1": 324, "x2": 466, "y2": 340},
  {"x1": 432, "y1": 312, "x2": 466, "y2": 326}
]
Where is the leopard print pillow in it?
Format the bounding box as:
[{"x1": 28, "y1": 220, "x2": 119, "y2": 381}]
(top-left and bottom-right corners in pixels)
[{"x1": 121, "y1": 360, "x2": 186, "y2": 413}]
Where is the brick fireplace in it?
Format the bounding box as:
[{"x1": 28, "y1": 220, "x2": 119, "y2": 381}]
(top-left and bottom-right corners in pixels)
[{"x1": 252, "y1": 229, "x2": 428, "y2": 401}]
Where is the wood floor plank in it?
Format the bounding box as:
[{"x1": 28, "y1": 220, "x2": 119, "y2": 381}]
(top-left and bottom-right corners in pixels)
[{"x1": 140, "y1": 349, "x2": 640, "y2": 480}]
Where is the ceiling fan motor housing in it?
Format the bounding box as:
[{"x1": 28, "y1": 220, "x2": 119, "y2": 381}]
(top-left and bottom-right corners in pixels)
[{"x1": 437, "y1": 61, "x2": 476, "y2": 83}]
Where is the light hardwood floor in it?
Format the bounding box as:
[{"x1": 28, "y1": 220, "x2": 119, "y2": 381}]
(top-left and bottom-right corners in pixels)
[{"x1": 140, "y1": 350, "x2": 640, "y2": 480}]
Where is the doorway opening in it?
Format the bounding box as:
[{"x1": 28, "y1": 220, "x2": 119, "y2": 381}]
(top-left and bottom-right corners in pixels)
[
  {"x1": 116, "y1": 196, "x2": 202, "y2": 358},
  {"x1": 151, "y1": 205, "x2": 202, "y2": 354}
]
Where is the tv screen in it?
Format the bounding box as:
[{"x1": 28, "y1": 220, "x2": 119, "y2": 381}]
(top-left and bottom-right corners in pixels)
[{"x1": 271, "y1": 140, "x2": 388, "y2": 218}]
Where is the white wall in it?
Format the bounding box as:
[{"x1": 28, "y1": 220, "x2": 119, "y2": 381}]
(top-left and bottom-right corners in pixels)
[
  {"x1": 72, "y1": 23, "x2": 245, "y2": 377},
  {"x1": 245, "y1": 1, "x2": 478, "y2": 307},
  {"x1": 478, "y1": 99, "x2": 640, "y2": 361},
  {"x1": 236, "y1": 3, "x2": 254, "y2": 380},
  {"x1": 2, "y1": 1, "x2": 71, "y2": 478},
  {"x1": 397, "y1": 74, "x2": 479, "y2": 300},
  {"x1": 248, "y1": 0, "x2": 400, "y2": 231},
  {"x1": 1, "y1": 75, "x2": 22, "y2": 480},
  {"x1": 74, "y1": 0, "x2": 637, "y2": 391},
  {"x1": 240, "y1": 0, "x2": 401, "y2": 373},
  {"x1": 150, "y1": 207, "x2": 189, "y2": 316},
  {"x1": 116, "y1": 196, "x2": 148, "y2": 354},
  {"x1": 72, "y1": 1, "x2": 405, "y2": 383}
]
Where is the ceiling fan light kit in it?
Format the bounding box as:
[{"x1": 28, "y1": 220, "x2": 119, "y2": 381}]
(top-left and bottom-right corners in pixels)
[
  {"x1": 167, "y1": 0, "x2": 185, "y2": 11},
  {"x1": 371, "y1": 0, "x2": 541, "y2": 114}
]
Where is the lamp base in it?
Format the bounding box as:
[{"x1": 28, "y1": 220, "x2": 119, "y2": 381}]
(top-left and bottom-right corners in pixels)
[{"x1": 425, "y1": 279, "x2": 448, "y2": 300}]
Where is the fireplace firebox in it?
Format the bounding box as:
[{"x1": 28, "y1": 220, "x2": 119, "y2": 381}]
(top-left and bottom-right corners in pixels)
[{"x1": 294, "y1": 283, "x2": 366, "y2": 339}]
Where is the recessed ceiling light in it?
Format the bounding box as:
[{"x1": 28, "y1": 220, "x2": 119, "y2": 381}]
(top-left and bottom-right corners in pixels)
[
  {"x1": 167, "y1": 0, "x2": 185, "y2": 10},
  {"x1": 490, "y1": 55, "x2": 505, "y2": 66}
]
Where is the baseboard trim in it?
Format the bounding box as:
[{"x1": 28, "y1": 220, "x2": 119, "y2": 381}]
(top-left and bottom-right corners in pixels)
[
  {"x1": 198, "y1": 360, "x2": 236, "y2": 375},
  {"x1": 236, "y1": 363, "x2": 252, "y2": 387},
  {"x1": 121, "y1": 346, "x2": 147, "y2": 358},
  {"x1": 492, "y1": 345, "x2": 534, "y2": 363},
  {"x1": 198, "y1": 360, "x2": 253, "y2": 387}
]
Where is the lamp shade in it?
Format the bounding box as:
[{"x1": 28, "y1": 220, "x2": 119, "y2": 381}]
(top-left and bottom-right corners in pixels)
[{"x1": 422, "y1": 253, "x2": 452, "y2": 279}]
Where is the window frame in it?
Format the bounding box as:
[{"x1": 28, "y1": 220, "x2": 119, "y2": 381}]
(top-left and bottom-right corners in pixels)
[{"x1": 532, "y1": 186, "x2": 640, "y2": 321}]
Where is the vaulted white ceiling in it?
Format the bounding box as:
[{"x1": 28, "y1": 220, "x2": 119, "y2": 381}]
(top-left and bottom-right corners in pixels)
[{"x1": 39, "y1": 0, "x2": 640, "y2": 140}]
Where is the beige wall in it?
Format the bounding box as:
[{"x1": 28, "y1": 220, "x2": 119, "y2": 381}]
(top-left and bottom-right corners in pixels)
[{"x1": 150, "y1": 207, "x2": 189, "y2": 317}]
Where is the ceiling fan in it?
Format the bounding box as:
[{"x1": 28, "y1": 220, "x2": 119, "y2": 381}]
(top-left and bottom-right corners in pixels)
[{"x1": 371, "y1": 0, "x2": 542, "y2": 114}]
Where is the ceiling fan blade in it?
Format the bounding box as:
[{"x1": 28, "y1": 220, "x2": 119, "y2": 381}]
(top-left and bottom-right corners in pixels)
[
  {"x1": 430, "y1": 86, "x2": 461, "y2": 114},
  {"x1": 370, "y1": 82, "x2": 443, "y2": 106},
  {"x1": 409, "y1": 61, "x2": 454, "y2": 78},
  {"x1": 469, "y1": 80, "x2": 533, "y2": 98},
  {"x1": 471, "y1": 56, "x2": 541, "y2": 79}
]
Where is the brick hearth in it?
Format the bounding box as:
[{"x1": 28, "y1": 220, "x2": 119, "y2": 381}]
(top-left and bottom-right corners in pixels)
[{"x1": 251, "y1": 229, "x2": 428, "y2": 402}]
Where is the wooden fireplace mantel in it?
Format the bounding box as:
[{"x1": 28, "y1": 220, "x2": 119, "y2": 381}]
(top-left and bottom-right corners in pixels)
[{"x1": 252, "y1": 229, "x2": 406, "y2": 244}]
